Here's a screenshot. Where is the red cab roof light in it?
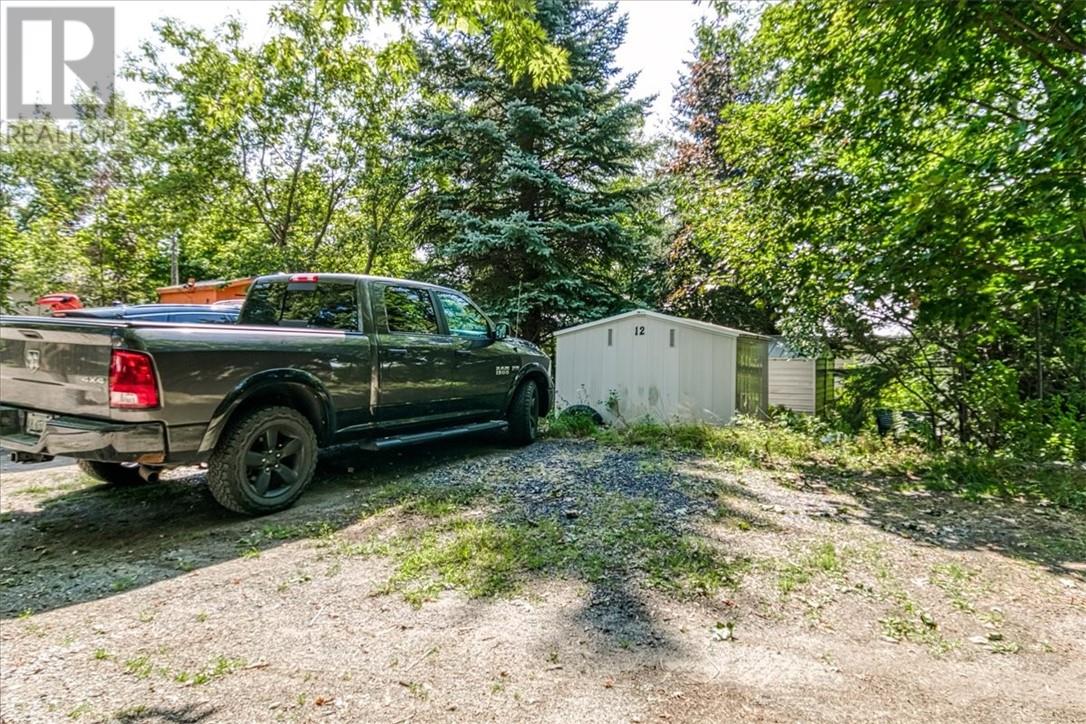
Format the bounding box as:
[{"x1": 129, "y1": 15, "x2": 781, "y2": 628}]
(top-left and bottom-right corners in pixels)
[
  {"x1": 289, "y1": 274, "x2": 319, "y2": 283},
  {"x1": 109, "y1": 350, "x2": 160, "y2": 409}
]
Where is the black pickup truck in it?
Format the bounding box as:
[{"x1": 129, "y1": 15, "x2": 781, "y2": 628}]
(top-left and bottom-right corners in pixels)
[{"x1": 0, "y1": 274, "x2": 552, "y2": 514}]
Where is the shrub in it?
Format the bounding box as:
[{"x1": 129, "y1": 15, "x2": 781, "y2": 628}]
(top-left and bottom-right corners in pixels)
[{"x1": 543, "y1": 409, "x2": 602, "y2": 438}]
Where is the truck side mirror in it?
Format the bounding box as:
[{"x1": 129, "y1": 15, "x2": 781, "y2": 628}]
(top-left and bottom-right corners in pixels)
[{"x1": 493, "y1": 322, "x2": 510, "y2": 340}]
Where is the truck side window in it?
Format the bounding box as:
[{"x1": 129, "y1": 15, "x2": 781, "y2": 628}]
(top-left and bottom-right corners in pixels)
[
  {"x1": 436, "y1": 292, "x2": 490, "y2": 338},
  {"x1": 241, "y1": 281, "x2": 359, "y2": 331},
  {"x1": 384, "y1": 286, "x2": 438, "y2": 334}
]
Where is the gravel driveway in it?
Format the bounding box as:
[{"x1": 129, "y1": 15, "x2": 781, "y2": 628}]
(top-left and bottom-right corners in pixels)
[{"x1": 1, "y1": 439, "x2": 1084, "y2": 722}]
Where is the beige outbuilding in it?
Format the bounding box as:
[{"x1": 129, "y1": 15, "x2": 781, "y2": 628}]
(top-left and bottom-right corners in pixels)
[
  {"x1": 554, "y1": 310, "x2": 769, "y2": 425},
  {"x1": 767, "y1": 339, "x2": 838, "y2": 415}
]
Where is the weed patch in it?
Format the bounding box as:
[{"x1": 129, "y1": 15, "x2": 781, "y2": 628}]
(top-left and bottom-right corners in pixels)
[
  {"x1": 375, "y1": 519, "x2": 562, "y2": 606},
  {"x1": 362, "y1": 488, "x2": 745, "y2": 606},
  {"x1": 124, "y1": 656, "x2": 154, "y2": 679},
  {"x1": 584, "y1": 419, "x2": 1086, "y2": 511},
  {"x1": 930, "y1": 563, "x2": 978, "y2": 613},
  {"x1": 174, "y1": 655, "x2": 246, "y2": 686},
  {"x1": 544, "y1": 411, "x2": 601, "y2": 438},
  {"x1": 778, "y1": 542, "x2": 842, "y2": 594}
]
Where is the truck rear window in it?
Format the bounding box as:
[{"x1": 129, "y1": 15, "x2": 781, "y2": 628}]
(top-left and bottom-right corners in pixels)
[{"x1": 240, "y1": 281, "x2": 359, "y2": 331}]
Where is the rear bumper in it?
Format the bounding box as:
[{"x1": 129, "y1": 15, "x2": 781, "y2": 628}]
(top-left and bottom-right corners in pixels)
[{"x1": 0, "y1": 405, "x2": 166, "y2": 463}]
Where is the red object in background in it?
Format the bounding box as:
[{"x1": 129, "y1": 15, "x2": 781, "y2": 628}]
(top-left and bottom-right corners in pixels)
[{"x1": 36, "y1": 293, "x2": 83, "y2": 311}]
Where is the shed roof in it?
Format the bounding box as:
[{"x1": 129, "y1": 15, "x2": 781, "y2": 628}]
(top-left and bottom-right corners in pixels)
[{"x1": 554, "y1": 309, "x2": 769, "y2": 340}]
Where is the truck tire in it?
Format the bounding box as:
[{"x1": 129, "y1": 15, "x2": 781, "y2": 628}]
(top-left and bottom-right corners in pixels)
[
  {"x1": 208, "y1": 406, "x2": 317, "y2": 515},
  {"x1": 77, "y1": 460, "x2": 146, "y2": 487},
  {"x1": 507, "y1": 379, "x2": 540, "y2": 445}
]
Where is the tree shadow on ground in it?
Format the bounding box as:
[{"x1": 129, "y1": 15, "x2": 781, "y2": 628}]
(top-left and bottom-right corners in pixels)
[
  {"x1": 352, "y1": 445, "x2": 756, "y2": 652},
  {"x1": 3, "y1": 436, "x2": 1080, "y2": 646},
  {"x1": 791, "y1": 461, "x2": 1086, "y2": 582},
  {"x1": 0, "y1": 436, "x2": 507, "y2": 618}
]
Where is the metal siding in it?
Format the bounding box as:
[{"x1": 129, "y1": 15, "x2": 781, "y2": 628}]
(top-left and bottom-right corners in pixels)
[
  {"x1": 768, "y1": 358, "x2": 817, "y2": 412},
  {"x1": 555, "y1": 313, "x2": 749, "y2": 425},
  {"x1": 710, "y1": 334, "x2": 737, "y2": 423}
]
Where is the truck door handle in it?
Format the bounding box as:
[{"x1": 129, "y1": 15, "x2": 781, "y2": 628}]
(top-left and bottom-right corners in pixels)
[{"x1": 386, "y1": 347, "x2": 408, "y2": 358}]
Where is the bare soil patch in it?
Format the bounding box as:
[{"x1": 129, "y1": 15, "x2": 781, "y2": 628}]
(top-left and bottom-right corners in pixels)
[{"x1": 1, "y1": 439, "x2": 1084, "y2": 723}]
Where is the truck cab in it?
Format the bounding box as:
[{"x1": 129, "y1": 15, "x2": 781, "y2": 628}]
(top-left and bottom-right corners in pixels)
[{"x1": 0, "y1": 274, "x2": 552, "y2": 515}]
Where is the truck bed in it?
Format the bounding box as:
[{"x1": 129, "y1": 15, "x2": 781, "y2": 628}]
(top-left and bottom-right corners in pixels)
[{"x1": 0, "y1": 315, "x2": 372, "y2": 462}]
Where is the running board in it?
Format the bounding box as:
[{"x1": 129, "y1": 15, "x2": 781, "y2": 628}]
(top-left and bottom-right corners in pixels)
[{"x1": 359, "y1": 420, "x2": 508, "y2": 451}]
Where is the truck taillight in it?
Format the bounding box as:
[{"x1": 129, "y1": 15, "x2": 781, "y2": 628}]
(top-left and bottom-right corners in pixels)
[
  {"x1": 289, "y1": 274, "x2": 319, "y2": 282},
  {"x1": 109, "y1": 350, "x2": 159, "y2": 409}
]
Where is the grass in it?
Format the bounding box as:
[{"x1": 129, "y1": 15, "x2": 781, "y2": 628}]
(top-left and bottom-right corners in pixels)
[
  {"x1": 401, "y1": 681, "x2": 428, "y2": 700},
  {"x1": 124, "y1": 655, "x2": 154, "y2": 679},
  {"x1": 21, "y1": 485, "x2": 53, "y2": 495},
  {"x1": 119, "y1": 652, "x2": 245, "y2": 686},
  {"x1": 864, "y1": 552, "x2": 955, "y2": 654},
  {"x1": 544, "y1": 410, "x2": 601, "y2": 438},
  {"x1": 989, "y1": 639, "x2": 1021, "y2": 655},
  {"x1": 930, "y1": 563, "x2": 978, "y2": 613},
  {"x1": 778, "y1": 542, "x2": 843, "y2": 594},
  {"x1": 112, "y1": 706, "x2": 149, "y2": 721},
  {"x1": 545, "y1": 415, "x2": 1086, "y2": 511},
  {"x1": 110, "y1": 576, "x2": 137, "y2": 592},
  {"x1": 173, "y1": 655, "x2": 246, "y2": 686},
  {"x1": 66, "y1": 702, "x2": 93, "y2": 720},
  {"x1": 373, "y1": 519, "x2": 562, "y2": 606},
  {"x1": 258, "y1": 520, "x2": 337, "y2": 542},
  {"x1": 359, "y1": 479, "x2": 488, "y2": 519},
  {"x1": 356, "y1": 484, "x2": 746, "y2": 607},
  {"x1": 921, "y1": 454, "x2": 1086, "y2": 510}
]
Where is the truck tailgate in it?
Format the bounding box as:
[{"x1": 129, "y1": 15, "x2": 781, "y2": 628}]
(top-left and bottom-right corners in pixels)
[{"x1": 0, "y1": 316, "x2": 117, "y2": 417}]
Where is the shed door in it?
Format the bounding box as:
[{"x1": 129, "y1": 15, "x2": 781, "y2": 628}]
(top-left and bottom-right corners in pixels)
[{"x1": 736, "y1": 336, "x2": 768, "y2": 418}]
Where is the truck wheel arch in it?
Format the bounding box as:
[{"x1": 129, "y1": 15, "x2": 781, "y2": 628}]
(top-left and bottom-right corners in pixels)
[
  {"x1": 200, "y1": 371, "x2": 334, "y2": 454},
  {"x1": 510, "y1": 367, "x2": 551, "y2": 417}
]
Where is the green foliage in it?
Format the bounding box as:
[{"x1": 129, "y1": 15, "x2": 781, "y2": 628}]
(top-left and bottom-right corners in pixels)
[
  {"x1": 376, "y1": 519, "x2": 562, "y2": 605},
  {"x1": 3, "y1": 0, "x2": 574, "y2": 306},
  {"x1": 662, "y1": 12, "x2": 778, "y2": 334},
  {"x1": 411, "y1": 0, "x2": 659, "y2": 340},
  {"x1": 345, "y1": 0, "x2": 571, "y2": 87},
  {"x1": 1, "y1": 100, "x2": 171, "y2": 308},
  {"x1": 597, "y1": 416, "x2": 825, "y2": 464},
  {"x1": 132, "y1": 3, "x2": 422, "y2": 278},
  {"x1": 542, "y1": 409, "x2": 601, "y2": 437},
  {"x1": 669, "y1": 1, "x2": 1086, "y2": 457}
]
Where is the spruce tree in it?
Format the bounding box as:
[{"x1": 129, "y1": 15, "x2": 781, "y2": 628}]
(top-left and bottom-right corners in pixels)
[{"x1": 411, "y1": 0, "x2": 655, "y2": 342}]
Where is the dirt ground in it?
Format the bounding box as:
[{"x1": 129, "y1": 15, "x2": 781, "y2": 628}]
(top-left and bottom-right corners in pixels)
[{"x1": 1, "y1": 439, "x2": 1084, "y2": 723}]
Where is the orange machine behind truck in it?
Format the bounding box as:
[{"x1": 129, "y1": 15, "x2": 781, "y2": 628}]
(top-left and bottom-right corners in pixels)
[{"x1": 156, "y1": 277, "x2": 252, "y2": 304}]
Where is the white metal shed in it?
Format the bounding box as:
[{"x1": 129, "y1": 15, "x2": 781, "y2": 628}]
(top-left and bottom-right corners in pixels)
[{"x1": 554, "y1": 310, "x2": 769, "y2": 425}]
